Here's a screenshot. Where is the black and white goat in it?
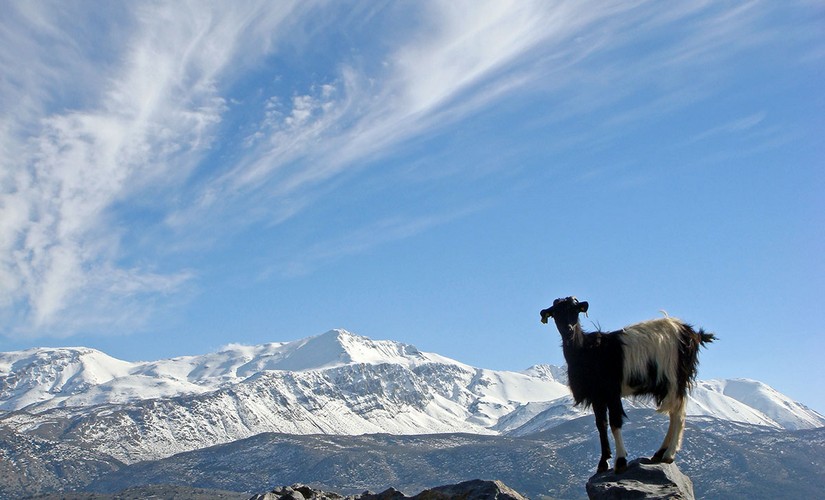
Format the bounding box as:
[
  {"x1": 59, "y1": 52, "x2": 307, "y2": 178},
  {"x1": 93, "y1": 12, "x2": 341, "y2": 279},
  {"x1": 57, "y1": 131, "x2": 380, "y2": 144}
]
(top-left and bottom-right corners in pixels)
[{"x1": 540, "y1": 296, "x2": 715, "y2": 474}]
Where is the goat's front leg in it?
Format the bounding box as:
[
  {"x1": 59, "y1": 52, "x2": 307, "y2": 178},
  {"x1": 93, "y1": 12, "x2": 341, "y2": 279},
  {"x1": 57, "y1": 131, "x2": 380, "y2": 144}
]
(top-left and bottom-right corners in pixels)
[
  {"x1": 594, "y1": 402, "x2": 611, "y2": 473},
  {"x1": 608, "y1": 398, "x2": 628, "y2": 473}
]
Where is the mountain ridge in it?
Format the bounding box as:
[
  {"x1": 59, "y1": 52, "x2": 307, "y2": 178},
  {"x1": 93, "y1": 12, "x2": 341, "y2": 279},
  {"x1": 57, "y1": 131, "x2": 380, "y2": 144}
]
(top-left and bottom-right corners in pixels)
[{"x1": 1, "y1": 329, "x2": 822, "y2": 465}]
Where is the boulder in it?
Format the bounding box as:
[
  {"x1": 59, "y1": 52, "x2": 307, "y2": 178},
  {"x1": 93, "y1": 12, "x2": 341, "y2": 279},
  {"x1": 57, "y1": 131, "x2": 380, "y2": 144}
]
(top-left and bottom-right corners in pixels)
[
  {"x1": 359, "y1": 487, "x2": 409, "y2": 500},
  {"x1": 250, "y1": 483, "x2": 342, "y2": 500},
  {"x1": 585, "y1": 458, "x2": 694, "y2": 499},
  {"x1": 250, "y1": 479, "x2": 526, "y2": 500},
  {"x1": 414, "y1": 479, "x2": 526, "y2": 500}
]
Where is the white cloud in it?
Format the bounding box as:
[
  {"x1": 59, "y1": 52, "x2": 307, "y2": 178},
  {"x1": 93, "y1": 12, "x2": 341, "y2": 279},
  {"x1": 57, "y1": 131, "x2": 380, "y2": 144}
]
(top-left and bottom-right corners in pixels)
[
  {"x1": 194, "y1": 1, "x2": 614, "y2": 219},
  {"x1": 685, "y1": 112, "x2": 768, "y2": 144},
  {"x1": 0, "y1": 1, "x2": 305, "y2": 337},
  {"x1": 204, "y1": 0, "x2": 777, "y2": 214},
  {"x1": 276, "y1": 208, "x2": 483, "y2": 278}
]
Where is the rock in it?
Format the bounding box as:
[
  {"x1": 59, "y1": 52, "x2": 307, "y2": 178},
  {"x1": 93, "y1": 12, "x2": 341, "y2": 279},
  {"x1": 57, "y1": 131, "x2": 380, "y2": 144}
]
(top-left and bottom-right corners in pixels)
[
  {"x1": 249, "y1": 493, "x2": 276, "y2": 500},
  {"x1": 250, "y1": 483, "x2": 342, "y2": 500},
  {"x1": 585, "y1": 458, "x2": 695, "y2": 500},
  {"x1": 250, "y1": 480, "x2": 526, "y2": 500},
  {"x1": 359, "y1": 487, "x2": 407, "y2": 500},
  {"x1": 414, "y1": 479, "x2": 527, "y2": 500}
]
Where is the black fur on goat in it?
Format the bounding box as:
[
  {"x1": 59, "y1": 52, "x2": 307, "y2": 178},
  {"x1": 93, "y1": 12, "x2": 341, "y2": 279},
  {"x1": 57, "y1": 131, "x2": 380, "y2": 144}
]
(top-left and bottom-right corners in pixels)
[{"x1": 540, "y1": 296, "x2": 715, "y2": 474}]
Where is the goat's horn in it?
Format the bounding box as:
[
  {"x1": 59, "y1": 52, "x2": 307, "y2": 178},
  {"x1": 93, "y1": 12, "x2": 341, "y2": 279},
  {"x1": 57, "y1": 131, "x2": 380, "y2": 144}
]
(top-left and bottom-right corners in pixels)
[{"x1": 540, "y1": 307, "x2": 553, "y2": 323}]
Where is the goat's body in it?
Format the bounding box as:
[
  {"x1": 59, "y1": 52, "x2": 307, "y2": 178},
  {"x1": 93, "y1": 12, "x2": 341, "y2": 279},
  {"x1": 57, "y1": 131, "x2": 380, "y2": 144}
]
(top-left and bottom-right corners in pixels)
[
  {"x1": 542, "y1": 297, "x2": 714, "y2": 473},
  {"x1": 621, "y1": 318, "x2": 698, "y2": 413},
  {"x1": 566, "y1": 318, "x2": 705, "y2": 413}
]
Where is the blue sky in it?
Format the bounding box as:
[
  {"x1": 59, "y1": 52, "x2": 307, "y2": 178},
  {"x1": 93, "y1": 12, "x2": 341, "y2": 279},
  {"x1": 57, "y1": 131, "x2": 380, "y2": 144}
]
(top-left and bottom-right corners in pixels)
[{"x1": 1, "y1": 1, "x2": 823, "y2": 412}]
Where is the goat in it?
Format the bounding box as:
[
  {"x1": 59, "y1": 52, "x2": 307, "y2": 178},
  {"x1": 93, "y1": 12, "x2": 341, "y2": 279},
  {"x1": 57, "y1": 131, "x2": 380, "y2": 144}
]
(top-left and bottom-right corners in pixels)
[{"x1": 540, "y1": 296, "x2": 715, "y2": 473}]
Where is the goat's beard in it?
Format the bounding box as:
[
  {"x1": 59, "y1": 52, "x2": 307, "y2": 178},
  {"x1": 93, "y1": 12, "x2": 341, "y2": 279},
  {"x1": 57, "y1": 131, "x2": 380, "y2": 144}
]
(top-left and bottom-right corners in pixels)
[{"x1": 562, "y1": 323, "x2": 584, "y2": 348}]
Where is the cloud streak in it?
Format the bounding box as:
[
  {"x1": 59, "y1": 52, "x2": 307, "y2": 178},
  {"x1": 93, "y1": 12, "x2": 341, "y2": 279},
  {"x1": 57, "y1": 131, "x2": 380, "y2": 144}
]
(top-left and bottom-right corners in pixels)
[
  {"x1": 177, "y1": 1, "x2": 634, "y2": 245},
  {"x1": 190, "y1": 0, "x2": 779, "y2": 223},
  {"x1": 277, "y1": 208, "x2": 481, "y2": 279},
  {"x1": 0, "y1": 1, "x2": 305, "y2": 336}
]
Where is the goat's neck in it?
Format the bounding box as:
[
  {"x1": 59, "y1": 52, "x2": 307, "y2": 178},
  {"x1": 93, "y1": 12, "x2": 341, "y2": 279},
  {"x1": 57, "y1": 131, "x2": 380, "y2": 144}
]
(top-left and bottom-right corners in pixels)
[{"x1": 555, "y1": 319, "x2": 584, "y2": 351}]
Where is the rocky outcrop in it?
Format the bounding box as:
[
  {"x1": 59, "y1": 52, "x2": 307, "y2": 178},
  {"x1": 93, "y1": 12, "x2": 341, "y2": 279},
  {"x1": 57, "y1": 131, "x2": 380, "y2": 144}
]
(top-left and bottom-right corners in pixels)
[
  {"x1": 413, "y1": 479, "x2": 527, "y2": 499},
  {"x1": 586, "y1": 458, "x2": 694, "y2": 499},
  {"x1": 250, "y1": 479, "x2": 527, "y2": 500}
]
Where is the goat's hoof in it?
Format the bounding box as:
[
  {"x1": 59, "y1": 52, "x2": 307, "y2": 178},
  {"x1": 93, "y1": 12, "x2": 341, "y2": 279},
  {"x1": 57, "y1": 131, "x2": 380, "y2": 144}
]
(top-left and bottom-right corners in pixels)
[
  {"x1": 651, "y1": 449, "x2": 666, "y2": 463},
  {"x1": 614, "y1": 457, "x2": 628, "y2": 474},
  {"x1": 661, "y1": 457, "x2": 675, "y2": 464},
  {"x1": 597, "y1": 459, "x2": 610, "y2": 474}
]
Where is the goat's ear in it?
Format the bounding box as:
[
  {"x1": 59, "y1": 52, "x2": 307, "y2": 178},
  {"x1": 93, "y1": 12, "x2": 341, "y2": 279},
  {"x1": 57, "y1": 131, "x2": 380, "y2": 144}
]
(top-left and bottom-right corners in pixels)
[
  {"x1": 540, "y1": 307, "x2": 553, "y2": 323},
  {"x1": 579, "y1": 301, "x2": 589, "y2": 315}
]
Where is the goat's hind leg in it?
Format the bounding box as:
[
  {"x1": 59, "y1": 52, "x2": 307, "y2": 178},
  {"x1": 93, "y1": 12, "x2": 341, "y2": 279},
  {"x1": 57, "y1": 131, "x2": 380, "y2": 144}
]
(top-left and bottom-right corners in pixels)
[
  {"x1": 653, "y1": 399, "x2": 687, "y2": 463},
  {"x1": 651, "y1": 420, "x2": 673, "y2": 463},
  {"x1": 662, "y1": 401, "x2": 687, "y2": 463},
  {"x1": 593, "y1": 403, "x2": 611, "y2": 473}
]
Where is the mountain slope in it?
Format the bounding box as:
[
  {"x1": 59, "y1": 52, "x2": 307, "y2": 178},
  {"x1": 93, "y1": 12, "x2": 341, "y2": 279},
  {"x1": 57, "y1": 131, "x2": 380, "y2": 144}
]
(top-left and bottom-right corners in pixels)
[
  {"x1": 694, "y1": 378, "x2": 824, "y2": 430},
  {"x1": 81, "y1": 413, "x2": 825, "y2": 500},
  {"x1": 36, "y1": 361, "x2": 567, "y2": 463},
  {"x1": 0, "y1": 347, "x2": 135, "y2": 411},
  {"x1": 4, "y1": 412, "x2": 823, "y2": 499},
  {"x1": 0, "y1": 424, "x2": 123, "y2": 498}
]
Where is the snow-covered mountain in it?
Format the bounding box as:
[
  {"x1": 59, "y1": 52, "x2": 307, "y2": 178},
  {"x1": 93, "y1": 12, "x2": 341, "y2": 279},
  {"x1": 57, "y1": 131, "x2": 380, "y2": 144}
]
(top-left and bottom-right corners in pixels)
[
  {"x1": 0, "y1": 330, "x2": 462, "y2": 412},
  {"x1": 1, "y1": 329, "x2": 822, "y2": 464},
  {"x1": 692, "y1": 379, "x2": 824, "y2": 430}
]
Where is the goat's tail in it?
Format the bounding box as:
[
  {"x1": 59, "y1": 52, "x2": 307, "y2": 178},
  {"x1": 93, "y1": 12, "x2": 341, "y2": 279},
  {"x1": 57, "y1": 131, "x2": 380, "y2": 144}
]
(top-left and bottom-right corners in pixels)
[
  {"x1": 697, "y1": 329, "x2": 716, "y2": 346},
  {"x1": 677, "y1": 323, "x2": 715, "y2": 398}
]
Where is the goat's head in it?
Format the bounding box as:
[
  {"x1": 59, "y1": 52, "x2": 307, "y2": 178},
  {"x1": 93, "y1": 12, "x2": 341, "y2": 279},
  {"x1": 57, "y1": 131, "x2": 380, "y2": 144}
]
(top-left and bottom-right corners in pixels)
[{"x1": 540, "y1": 296, "x2": 589, "y2": 326}]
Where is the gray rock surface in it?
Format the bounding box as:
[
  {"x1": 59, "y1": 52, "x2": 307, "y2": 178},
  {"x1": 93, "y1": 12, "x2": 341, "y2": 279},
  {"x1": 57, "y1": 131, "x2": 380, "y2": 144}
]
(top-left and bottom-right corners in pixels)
[
  {"x1": 415, "y1": 479, "x2": 527, "y2": 499},
  {"x1": 586, "y1": 458, "x2": 694, "y2": 499},
  {"x1": 251, "y1": 479, "x2": 526, "y2": 500}
]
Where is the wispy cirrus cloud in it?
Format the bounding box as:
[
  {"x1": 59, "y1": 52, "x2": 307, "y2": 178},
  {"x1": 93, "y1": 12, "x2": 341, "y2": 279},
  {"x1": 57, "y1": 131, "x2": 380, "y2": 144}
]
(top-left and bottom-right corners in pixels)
[
  {"x1": 213, "y1": 1, "x2": 611, "y2": 198},
  {"x1": 0, "y1": 1, "x2": 307, "y2": 336},
  {"x1": 178, "y1": 1, "x2": 632, "y2": 242},
  {"x1": 192, "y1": 0, "x2": 788, "y2": 223},
  {"x1": 276, "y1": 207, "x2": 484, "y2": 279}
]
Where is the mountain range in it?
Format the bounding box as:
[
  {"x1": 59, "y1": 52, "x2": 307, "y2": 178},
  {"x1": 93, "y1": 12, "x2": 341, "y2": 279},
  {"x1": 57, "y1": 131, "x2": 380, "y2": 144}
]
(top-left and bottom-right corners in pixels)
[{"x1": 1, "y1": 329, "x2": 823, "y2": 498}]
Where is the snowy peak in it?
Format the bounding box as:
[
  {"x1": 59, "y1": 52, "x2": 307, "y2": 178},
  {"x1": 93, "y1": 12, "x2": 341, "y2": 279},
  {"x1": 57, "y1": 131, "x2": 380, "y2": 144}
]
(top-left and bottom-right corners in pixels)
[
  {"x1": 315, "y1": 329, "x2": 436, "y2": 367},
  {"x1": 265, "y1": 328, "x2": 430, "y2": 371},
  {"x1": 274, "y1": 329, "x2": 355, "y2": 370},
  {"x1": 522, "y1": 364, "x2": 568, "y2": 384},
  {"x1": 696, "y1": 378, "x2": 825, "y2": 430},
  {"x1": 0, "y1": 347, "x2": 135, "y2": 411},
  {"x1": 215, "y1": 329, "x2": 438, "y2": 373}
]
